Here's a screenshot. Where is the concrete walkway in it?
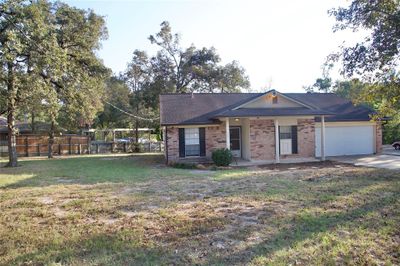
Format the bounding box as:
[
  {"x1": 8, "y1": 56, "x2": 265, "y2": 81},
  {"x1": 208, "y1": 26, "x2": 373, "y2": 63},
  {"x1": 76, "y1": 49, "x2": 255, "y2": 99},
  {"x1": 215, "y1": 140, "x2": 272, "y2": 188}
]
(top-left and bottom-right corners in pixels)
[
  {"x1": 330, "y1": 154, "x2": 400, "y2": 170},
  {"x1": 383, "y1": 145, "x2": 400, "y2": 156}
]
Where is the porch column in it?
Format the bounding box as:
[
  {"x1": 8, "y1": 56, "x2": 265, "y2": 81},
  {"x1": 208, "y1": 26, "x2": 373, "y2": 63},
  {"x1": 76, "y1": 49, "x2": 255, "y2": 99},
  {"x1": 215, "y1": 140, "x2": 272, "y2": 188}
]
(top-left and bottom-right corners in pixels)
[
  {"x1": 274, "y1": 119, "x2": 280, "y2": 163},
  {"x1": 321, "y1": 115, "x2": 325, "y2": 161},
  {"x1": 225, "y1": 118, "x2": 230, "y2": 149}
]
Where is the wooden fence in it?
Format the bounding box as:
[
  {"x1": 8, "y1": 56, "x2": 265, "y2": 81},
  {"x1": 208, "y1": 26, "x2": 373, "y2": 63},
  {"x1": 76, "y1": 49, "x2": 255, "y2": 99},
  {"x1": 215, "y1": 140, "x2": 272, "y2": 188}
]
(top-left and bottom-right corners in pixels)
[
  {"x1": 0, "y1": 136, "x2": 163, "y2": 157},
  {"x1": 89, "y1": 141, "x2": 163, "y2": 154},
  {"x1": 0, "y1": 135, "x2": 90, "y2": 157}
]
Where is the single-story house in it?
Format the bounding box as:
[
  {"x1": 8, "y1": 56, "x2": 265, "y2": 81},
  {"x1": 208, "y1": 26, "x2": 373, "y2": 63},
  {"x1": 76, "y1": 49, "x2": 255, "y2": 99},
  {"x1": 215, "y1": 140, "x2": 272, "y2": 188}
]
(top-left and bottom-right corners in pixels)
[{"x1": 159, "y1": 90, "x2": 382, "y2": 164}]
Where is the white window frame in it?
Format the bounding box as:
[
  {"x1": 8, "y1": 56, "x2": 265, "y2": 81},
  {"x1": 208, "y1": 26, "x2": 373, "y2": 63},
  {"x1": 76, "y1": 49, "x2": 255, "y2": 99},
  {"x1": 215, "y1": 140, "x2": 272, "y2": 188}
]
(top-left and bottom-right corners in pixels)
[{"x1": 184, "y1": 128, "x2": 200, "y2": 157}]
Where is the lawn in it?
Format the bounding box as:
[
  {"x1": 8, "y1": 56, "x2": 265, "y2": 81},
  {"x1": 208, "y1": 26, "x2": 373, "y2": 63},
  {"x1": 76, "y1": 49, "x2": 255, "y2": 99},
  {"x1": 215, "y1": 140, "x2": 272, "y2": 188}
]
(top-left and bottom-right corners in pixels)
[{"x1": 0, "y1": 154, "x2": 399, "y2": 265}]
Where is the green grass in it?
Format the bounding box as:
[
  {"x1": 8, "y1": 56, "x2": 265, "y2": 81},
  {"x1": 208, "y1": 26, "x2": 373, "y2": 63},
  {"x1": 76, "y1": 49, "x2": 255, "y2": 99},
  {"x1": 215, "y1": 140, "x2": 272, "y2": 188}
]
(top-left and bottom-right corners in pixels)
[{"x1": 0, "y1": 154, "x2": 399, "y2": 265}]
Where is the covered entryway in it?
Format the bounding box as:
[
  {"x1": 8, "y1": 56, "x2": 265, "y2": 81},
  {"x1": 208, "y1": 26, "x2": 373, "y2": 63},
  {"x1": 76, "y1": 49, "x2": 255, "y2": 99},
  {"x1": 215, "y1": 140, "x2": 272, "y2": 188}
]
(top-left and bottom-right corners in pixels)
[{"x1": 316, "y1": 125, "x2": 374, "y2": 156}]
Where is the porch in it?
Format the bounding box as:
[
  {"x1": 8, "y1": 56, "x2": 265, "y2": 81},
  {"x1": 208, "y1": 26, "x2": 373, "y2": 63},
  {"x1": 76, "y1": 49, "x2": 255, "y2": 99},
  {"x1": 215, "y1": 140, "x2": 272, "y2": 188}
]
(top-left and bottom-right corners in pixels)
[
  {"x1": 231, "y1": 157, "x2": 320, "y2": 167},
  {"x1": 224, "y1": 116, "x2": 326, "y2": 163}
]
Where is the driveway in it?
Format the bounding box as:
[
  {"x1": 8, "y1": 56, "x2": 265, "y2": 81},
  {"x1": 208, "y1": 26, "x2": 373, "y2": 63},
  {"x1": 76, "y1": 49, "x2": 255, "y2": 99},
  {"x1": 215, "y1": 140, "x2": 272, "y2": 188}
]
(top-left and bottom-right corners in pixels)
[
  {"x1": 383, "y1": 144, "x2": 400, "y2": 156},
  {"x1": 330, "y1": 154, "x2": 400, "y2": 170}
]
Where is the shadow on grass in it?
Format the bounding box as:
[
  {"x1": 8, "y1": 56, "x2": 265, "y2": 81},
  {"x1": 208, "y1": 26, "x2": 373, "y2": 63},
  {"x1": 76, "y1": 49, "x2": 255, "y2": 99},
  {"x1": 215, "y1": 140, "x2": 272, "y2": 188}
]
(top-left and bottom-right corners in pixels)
[
  {"x1": 206, "y1": 188, "x2": 399, "y2": 265},
  {"x1": 7, "y1": 230, "x2": 174, "y2": 266},
  {"x1": 0, "y1": 153, "x2": 193, "y2": 189}
]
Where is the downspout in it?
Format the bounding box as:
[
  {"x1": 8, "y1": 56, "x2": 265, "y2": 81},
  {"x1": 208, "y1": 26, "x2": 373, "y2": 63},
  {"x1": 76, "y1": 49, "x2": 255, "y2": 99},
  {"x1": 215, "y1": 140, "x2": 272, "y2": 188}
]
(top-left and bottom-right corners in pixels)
[{"x1": 165, "y1": 126, "x2": 168, "y2": 165}]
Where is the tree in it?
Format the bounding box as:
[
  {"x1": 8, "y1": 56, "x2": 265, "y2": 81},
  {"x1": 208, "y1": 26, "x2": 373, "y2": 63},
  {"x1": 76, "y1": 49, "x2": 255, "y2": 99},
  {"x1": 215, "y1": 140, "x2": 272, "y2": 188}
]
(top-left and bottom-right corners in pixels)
[
  {"x1": 194, "y1": 61, "x2": 250, "y2": 93},
  {"x1": 0, "y1": 0, "x2": 108, "y2": 165},
  {"x1": 333, "y1": 79, "x2": 366, "y2": 100},
  {"x1": 124, "y1": 50, "x2": 152, "y2": 144},
  {"x1": 0, "y1": 0, "x2": 53, "y2": 166},
  {"x1": 149, "y1": 21, "x2": 250, "y2": 93},
  {"x1": 329, "y1": 0, "x2": 400, "y2": 117},
  {"x1": 304, "y1": 77, "x2": 332, "y2": 93},
  {"x1": 45, "y1": 2, "x2": 109, "y2": 158},
  {"x1": 304, "y1": 63, "x2": 333, "y2": 93},
  {"x1": 94, "y1": 76, "x2": 131, "y2": 129}
]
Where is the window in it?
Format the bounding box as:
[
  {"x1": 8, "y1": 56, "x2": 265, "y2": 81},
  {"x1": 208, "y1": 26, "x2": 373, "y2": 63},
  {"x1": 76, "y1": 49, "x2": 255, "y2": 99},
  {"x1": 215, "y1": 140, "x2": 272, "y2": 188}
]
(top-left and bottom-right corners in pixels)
[
  {"x1": 185, "y1": 128, "x2": 200, "y2": 156},
  {"x1": 279, "y1": 126, "x2": 292, "y2": 139}
]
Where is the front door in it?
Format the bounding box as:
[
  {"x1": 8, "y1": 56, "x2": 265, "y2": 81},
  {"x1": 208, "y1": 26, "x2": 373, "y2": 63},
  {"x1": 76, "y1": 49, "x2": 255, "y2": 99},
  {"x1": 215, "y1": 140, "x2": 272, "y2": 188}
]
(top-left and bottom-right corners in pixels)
[
  {"x1": 279, "y1": 126, "x2": 292, "y2": 155},
  {"x1": 230, "y1": 127, "x2": 241, "y2": 157}
]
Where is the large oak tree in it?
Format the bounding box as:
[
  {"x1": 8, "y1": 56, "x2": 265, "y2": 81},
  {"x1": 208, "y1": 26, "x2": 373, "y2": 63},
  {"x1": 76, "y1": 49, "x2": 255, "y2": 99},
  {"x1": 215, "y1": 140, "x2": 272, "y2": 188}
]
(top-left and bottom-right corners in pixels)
[
  {"x1": 149, "y1": 21, "x2": 250, "y2": 94},
  {"x1": 0, "y1": 0, "x2": 108, "y2": 166}
]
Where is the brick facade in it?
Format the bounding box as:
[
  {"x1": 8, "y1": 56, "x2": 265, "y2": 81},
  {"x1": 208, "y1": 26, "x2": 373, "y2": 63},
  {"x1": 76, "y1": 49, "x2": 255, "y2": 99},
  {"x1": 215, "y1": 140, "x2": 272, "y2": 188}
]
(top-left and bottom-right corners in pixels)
[
  {"x1": 205, "y1": 124, "x2": 226, "y2": 158},
  {"x1": 164, "y1": 127, "x2": 179, "y2": 162},
  {"x1": 164, "y1": 124, "x2": 226, "y2": 163},
  {"x1": 375, "y1": 122, "x2": 383, "y2": 154},
  {"x1": 297, "y1": 118, "x2": 316, "y2": 158},
  {"x1": 249, "y1": 119, "x2": 275, "y2": 161},
  {"x1": 164, "y1": 118, "x2": 316, "y2": 163}
]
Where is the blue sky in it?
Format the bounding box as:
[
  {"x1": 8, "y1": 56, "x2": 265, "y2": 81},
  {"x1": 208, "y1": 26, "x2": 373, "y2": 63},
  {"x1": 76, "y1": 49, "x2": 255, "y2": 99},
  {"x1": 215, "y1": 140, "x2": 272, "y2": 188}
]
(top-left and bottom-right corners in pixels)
[{"x1": 63, "y1": 0, "x2": 361, "y2": 92}]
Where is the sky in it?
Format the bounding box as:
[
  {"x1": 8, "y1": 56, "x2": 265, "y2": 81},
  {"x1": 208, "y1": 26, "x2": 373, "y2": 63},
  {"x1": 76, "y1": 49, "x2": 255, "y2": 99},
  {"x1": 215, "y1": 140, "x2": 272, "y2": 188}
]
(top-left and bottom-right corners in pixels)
[{"x1": 63, "y1": 0, "x2": 362, "y2": 93}]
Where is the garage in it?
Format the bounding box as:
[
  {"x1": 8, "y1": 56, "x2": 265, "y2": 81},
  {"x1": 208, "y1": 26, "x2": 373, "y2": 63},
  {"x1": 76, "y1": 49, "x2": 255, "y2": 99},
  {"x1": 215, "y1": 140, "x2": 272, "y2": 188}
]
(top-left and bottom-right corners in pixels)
[{"x1": 315, "y1": 124, "x2": 375, "y2": 156}]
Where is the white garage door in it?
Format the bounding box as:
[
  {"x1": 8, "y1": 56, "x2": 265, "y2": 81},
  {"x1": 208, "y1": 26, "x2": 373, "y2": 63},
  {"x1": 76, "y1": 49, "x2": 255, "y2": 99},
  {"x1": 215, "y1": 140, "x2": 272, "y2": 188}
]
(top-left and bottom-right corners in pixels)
[{"x1": 315, "y1": 125, "x2": 374, "y2": 157}]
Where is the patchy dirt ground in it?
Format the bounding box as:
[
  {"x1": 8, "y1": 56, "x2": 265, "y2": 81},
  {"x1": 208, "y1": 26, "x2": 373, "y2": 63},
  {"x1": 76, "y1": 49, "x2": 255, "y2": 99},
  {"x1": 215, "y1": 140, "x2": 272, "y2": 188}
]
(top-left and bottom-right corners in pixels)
[{"x1": 0, "y1": 154, "x2": 399, "y2": 265}]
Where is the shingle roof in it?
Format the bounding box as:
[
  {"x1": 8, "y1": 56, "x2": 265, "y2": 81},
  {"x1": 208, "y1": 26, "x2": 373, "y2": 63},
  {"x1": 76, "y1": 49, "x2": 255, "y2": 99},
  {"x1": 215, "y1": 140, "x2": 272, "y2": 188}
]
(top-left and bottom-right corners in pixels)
[{"x1": 159, "y1": 92, "x2": 375, "y2": 125}]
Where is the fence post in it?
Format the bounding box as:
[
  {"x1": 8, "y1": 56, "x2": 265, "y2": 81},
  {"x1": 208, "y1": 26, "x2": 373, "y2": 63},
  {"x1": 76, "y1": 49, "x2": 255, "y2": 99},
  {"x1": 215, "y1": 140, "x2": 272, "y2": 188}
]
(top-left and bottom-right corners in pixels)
[
  {"x1": 96, "y1": 143, "x2": 99, "y2": 154},
  {"x1": 25, "y1": 136, "x2": 29, "y2": 157},
  {"x1": 123, "y1": 142, "x2": 127, "y2": 153},
  {"x1": 78, "y1": 144, "x2": 81, "y2": 154},
  {"x1": 37, "y1": 143, "x2": 40, "y2": 156},
  {"x1": 111, "y1": 142, "x2": 114, "y2": 153},
  {"x1": 69, "y1": 137, "x2": 72, "y2": 155},
  {"x1": 87, "y1": 137, "x2": 91, "y2": 154},
  {"x1": 59, "y1": 143, "x2": 61, "y2": 155}
]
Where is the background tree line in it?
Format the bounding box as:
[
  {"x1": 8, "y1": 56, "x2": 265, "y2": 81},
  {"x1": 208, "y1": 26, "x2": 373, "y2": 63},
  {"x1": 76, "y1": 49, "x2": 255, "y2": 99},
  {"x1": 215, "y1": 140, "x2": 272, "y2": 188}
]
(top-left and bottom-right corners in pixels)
[
  {"x1": 95, "y1": 21, "x2": 251, "y2": 141},
  {"x1": 0, "y1": 1, "x2": 250, "y2": 167},
  {"x1": 1, "y1": 0, "x2": 399, "y2": 167},
  {"x1": 305, "y1": 0, "x2": 400, "y2": 144}
]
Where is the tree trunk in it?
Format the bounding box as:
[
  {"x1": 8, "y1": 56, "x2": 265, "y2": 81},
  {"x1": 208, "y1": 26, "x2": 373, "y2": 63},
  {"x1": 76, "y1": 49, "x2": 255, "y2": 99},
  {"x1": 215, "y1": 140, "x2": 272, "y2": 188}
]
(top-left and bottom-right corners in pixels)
[
  {"x1": 134, "y1": 105, "x2": 140, "y2": 152},
  {"x1": 48, "y1": 121, "x2": 55, "y2": 158},
  {"x1": 31, "y1": 112, "x2": 36, "y2": 134},
  {"x1": 135, "y1": 120, "x2": 139, "y2": 144},
  {"x1": 7, "y1": 62, "x2": 18, "y2": 167}
]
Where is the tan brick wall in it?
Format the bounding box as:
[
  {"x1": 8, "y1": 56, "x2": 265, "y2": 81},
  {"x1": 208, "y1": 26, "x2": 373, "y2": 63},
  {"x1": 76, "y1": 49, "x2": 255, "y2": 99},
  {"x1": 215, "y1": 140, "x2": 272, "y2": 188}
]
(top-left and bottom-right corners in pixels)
[
  {"x1": 164, "y1": 124, "x2": 226, "y2": 163},
  {"x1": 249, "y1": 119, "x2": 275, "y2": 160},
  {"x1": 376, "y1": 122, "x2": 383, "y2": 154},
  {"x1": 165, "y1": 118, "x2": 317, "y2": 163},
  {"x1": 297, "y1": 118, "x2": 315, "y2": 158},
  {"x1": 205, "y1": 124, "x2": 226, "y2": 157},
  {"x1": 165, "y1": 127, "x2": 179, "y2": 162}
]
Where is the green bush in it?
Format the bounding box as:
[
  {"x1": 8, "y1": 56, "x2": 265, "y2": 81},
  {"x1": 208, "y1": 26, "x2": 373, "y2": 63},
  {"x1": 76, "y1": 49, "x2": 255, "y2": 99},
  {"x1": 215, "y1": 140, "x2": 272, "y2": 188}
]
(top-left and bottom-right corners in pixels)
[
  {"x1": 383, "y1": 121, "x2": 400, "y2": 144},
  {"x1": 170, "y1": 162, "x2": 197, "y2": 169},
  {"x1": 212, "y1": 148, "x2": 233, "y2": 166}
]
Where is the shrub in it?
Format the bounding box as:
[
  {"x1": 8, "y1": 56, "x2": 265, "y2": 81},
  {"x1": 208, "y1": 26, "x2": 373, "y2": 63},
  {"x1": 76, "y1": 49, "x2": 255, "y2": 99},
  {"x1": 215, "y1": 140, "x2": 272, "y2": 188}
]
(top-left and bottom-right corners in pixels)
[
  {"x1": 170, "y1": 162, "x2": 197, "y2": 169},
  {"x1": 212, "y1": 148, "x2": 233, "y2": 166}
]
